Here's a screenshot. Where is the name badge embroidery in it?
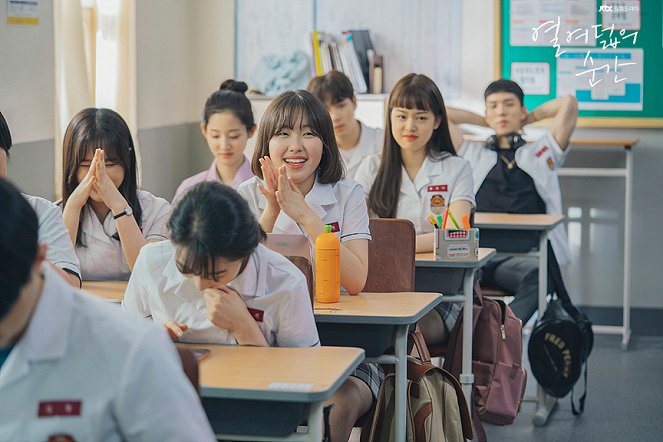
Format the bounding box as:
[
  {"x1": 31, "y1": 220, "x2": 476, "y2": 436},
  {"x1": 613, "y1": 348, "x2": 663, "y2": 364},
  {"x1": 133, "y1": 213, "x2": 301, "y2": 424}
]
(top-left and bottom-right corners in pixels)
[
  {"x1": 427, "y1": 184, "x2": 448, "y2": 192},
  {"x1": 48, "y1": 435, "x2": 76, "y2": 442},
  {"x1": 248, "y1": 308, "x2": 264, "y2": 323},
  {"x1": 327, "y1": 222, "x2": 340, "y2": 233},
  {"x1": 535, "y1": 146, "x2": 549, "y2": 158},
  {"x1": 38, "y1": 401, "x2": 81, "y2": 418}
]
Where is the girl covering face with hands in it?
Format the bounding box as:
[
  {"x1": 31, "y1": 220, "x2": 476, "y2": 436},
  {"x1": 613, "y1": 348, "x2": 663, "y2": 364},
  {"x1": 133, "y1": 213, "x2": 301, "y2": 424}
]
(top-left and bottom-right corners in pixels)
[
  {"x1": 123, "y1": 181, "x2": 319, "y2": 348},
  {"x1": 60, "y1": 108, "x2": 170, "y2": 281}
]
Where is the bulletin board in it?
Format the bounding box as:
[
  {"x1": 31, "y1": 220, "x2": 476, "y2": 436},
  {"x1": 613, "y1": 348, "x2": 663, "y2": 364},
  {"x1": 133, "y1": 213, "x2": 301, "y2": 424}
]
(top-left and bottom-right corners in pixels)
[{"x1": 496, "y1": 0, "x2": 663, "y2": 127}]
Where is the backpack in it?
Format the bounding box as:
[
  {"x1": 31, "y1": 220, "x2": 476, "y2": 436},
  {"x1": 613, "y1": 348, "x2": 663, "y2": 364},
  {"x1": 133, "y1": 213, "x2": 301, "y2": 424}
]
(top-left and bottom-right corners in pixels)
[
  {"x1": 528, "y1": 243, "x2": 593, "y2": 415},
  {"x1": 362, "y1": 332, "x2": 473, "y2": 442},
  {"x1": 443, "y1": 283, "x2": 527, "y2": 442}
]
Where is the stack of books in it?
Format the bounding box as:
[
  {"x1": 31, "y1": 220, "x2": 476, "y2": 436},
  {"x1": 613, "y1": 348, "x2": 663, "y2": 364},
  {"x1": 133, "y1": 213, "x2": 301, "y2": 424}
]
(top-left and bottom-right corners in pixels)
[{"x1": 311, "y1": 30, "x2": 383, "y2": 94}]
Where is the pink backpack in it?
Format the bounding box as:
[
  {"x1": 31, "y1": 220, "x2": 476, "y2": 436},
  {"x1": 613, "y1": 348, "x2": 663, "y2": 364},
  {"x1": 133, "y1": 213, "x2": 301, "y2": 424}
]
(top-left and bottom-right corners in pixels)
[{"x1": 443, "y1": 285, "x2": 527, "y2": 442}]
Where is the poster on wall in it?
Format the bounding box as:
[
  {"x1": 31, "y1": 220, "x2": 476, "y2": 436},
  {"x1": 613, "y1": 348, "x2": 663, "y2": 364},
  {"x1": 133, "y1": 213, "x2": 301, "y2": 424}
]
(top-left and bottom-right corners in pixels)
[
  {"x1": 601, "y1": 0, "x2": 640, "y2": 30},
  {"x1": 557, "y1": 48, "x2": 643, "y2": 111},
  {"x1": 511, "y1": 0, "x2": 596, "y2": 47},
  {"x1": 511, "y1": 62, "x2": 550, "y2": 94},
  {"x1": 7, "y1": 0, "x2": 39, "y2": 25}
]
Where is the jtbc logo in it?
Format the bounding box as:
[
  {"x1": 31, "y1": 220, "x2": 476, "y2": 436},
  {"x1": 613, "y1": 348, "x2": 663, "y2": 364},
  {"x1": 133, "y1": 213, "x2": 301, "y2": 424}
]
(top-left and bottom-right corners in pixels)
[{"x1": 599, "y1": 4, "x2": 613, "y2": 12}]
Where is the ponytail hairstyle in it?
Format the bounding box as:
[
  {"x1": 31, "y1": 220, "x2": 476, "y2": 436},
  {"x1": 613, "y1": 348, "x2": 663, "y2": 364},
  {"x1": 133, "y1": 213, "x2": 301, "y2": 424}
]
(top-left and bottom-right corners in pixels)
[
  {"x1": 368, "y1": 73, "x2": 456, "y2": 218},
  {"x1": 61, "y1": 108, "x2": 142, "y2": 247},
  {"x1": 203, "y1": 79, "x2": 255, "y2": 131},
  {"x1": 169, "y1": 181, "x2": 265, "y2": 280}
]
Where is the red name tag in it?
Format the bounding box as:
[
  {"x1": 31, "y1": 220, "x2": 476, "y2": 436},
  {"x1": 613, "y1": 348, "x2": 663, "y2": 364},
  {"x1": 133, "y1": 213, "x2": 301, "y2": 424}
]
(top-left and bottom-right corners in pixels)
[
  {"x1": 327, "y1": 222, "x2": 340, "y2": 233},
  {"x1": 248, "y1": 308, "x2": 264, "y2": 323},
  {"x1": 427, "y1": 185, "x2": 448, "y2": 192},
  {"x1": 535, "y1": 146, "x2": 549, "y2": 157},
  {"x1": 38, "y1": 401, "x2": 81, "y2": 417}
]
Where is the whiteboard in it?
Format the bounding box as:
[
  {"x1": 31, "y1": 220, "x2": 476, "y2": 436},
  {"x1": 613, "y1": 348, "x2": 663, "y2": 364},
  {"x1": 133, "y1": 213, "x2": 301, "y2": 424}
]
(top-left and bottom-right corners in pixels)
[
  {"x1": 236, "y1": 0, "x2": 462, "y2": 97},
  {"x1": 316, "y1": 0, "x2": 461, "y2": 96},
  {"x1": 236, "y1": 0, "x2": 314, "y2": 92}
]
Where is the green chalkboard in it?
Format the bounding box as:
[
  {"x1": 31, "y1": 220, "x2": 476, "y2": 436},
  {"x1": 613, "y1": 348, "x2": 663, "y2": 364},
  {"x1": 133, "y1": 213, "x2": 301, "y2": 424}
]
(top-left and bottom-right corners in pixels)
[{"x1": 497, "y1": 0, "x2": 663, "y2": 127}]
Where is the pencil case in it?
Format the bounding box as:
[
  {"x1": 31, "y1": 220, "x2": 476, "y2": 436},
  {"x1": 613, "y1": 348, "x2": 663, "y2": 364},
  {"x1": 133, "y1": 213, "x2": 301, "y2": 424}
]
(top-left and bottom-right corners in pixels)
[{"x1": 434, "y1": 228, "x2": 480, "y2": 261}]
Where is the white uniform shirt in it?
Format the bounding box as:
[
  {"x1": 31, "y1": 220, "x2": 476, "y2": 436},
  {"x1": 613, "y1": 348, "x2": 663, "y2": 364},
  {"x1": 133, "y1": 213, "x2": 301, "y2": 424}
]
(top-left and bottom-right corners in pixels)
[
  {"x1": 74, "y1": 190, "x2": 171, "y2": 281},
  {"x1": 459, "y1": 130, "x2": 571, "y2": 265},
  {"x1": 341, "y1": 122, "x2": 383, "y2": 180},
  {"x1": 0, "y1": 266, "x2": 216, "y2": 442},
  {"x1": 355, "y1": 153, "x2": 476, "y2": 235},
  {"x1": 123, "y1": 241, "x2": 320, "y2": 347},
  {"x1": 237, "y1": 177, "x2": 372, "y2": 244},
  {"x1": 24, "y1": 193, "x2": 81, "y2": 279}
]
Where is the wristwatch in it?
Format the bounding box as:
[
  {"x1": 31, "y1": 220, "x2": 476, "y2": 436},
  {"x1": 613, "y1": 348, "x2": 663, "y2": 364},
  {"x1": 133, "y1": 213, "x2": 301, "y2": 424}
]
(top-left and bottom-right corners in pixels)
[{"x1": 113, "y1": 206, "x2": 134, "y2": 220}]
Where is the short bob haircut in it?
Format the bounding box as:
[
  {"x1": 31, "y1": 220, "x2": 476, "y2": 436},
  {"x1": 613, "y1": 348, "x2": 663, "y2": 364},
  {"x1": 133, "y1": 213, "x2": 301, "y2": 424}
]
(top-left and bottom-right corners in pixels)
[
  {"x1": 306, "y1": 70, "x2": 355, "y2": 105},
  {"x1": 169, "y1": 181, "x2": 266, "y2": 281},
  {"x1": 484, "y1": 79, "x2": 525, "y2": 106},
  {"x1": 0, "y1": 178, "x2": 39, "y2": 319},
  {"x1": 251, "y1": 90, "x2": 345, "y2": 184},
  {"x1": 61, "y1": 108, "x2": 142, "y2": 247},
  {"x1": 368, "y1": 73, "x2": 456, "y2": 218}
]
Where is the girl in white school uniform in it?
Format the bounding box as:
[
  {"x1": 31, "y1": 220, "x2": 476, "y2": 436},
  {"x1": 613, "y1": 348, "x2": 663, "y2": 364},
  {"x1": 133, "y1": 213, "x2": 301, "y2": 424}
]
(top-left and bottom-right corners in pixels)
[
  {"x1": 173, "y1": 79, "x2": 256, "y2": 202},
  {"x1": 307, "y1": 70, "x2": 383, "y2": 180},
  {"x1": 237, "y1": 90, "x2": 378, "y2": 442},
  {"x1": 354, "y1": 73, "x2": 475, "y2": 347},
  {"x1": 61, "y1": 108, "x2": 170, "y2": 281},
  {"x1": 123, "y1": 181, "x2": 319, "y2": 347}
]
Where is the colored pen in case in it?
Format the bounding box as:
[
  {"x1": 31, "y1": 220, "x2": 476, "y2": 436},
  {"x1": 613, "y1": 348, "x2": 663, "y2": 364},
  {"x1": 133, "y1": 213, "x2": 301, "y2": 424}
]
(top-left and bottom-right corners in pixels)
[
  {"x1": 428, "y1": 214, "x2": 440, "y2": 229},
  {"x1": 442, "y1": 209, "x2": 449, "y2": 229},
  {"x1": 437, "y1": 215, "x2": 443, "y2": 229},
  {"x1": 447, "y1": 211, "x2": 460, "y2": 229},
  {"x1": 462, "y1": 213, "x2": 471, "y2": 229}
]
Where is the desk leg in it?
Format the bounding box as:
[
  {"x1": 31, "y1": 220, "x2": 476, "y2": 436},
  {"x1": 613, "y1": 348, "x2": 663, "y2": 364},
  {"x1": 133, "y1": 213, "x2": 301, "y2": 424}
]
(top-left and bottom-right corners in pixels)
[
  {"x1": 533, "y1": 232, "x2": 557, "y2": 427},
  {"x1": 395, "y1": 324, "x2": 408, "y2": 442},
  {"x1": 622, "y1": 147, "x2": 633, "y2": 350},
  {"x1": 306, "y1": 401, "x2": 323, "y2": 442}
]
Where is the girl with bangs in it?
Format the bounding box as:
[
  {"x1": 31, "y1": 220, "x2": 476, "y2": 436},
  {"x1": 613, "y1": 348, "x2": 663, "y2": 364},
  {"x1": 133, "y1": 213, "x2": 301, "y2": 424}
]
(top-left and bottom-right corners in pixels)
[
  {"x1": 238, "y1": 90, "x2": 378, "y2": 442},
  {"x1": 355, "y1": 73, "x2": 475, "y2": 347},
  {"x1": 123, "y1": 181, "x2": 318, "y2": 348},
  {"x1": 60, "y1": 108, "x2": 170, "y2": 281}
]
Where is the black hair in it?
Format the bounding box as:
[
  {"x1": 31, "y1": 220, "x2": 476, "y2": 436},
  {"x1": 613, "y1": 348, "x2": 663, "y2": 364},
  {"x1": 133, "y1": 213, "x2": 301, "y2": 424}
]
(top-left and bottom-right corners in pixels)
[
  {"x1": 368, "y1": 73, "x2": 456, "y2": 218},
  {"x1": 307, "y1": 70, "x2": 355, "y2": 105},
  {"x1": 0, "y1": 179, "x2": 39, "y2": 319},
  {"x1": 168, "y1": 181, "x2": 266, "y2": 280},
  {"x1": 251, "y1": 89, "x2": 345, "y2": 184},
  {"x1": 202, "y1": 79, "x2": 255, "y2": 130},
  {"x1": 61, "y1": 108, "x2": 142, "y2": 247},
  {"x1": 484, "y1": 79, "x2": 525, "y2": 106},
  {"x1": 0, "y1": 110, "x2": 12, "y2": 156}
]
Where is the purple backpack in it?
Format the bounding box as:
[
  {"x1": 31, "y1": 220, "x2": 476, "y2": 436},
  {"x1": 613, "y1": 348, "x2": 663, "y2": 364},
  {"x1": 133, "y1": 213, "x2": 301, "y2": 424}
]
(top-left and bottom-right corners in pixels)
[{"x1": 443, "y1": 284, "x2": 527, "y2": 442}]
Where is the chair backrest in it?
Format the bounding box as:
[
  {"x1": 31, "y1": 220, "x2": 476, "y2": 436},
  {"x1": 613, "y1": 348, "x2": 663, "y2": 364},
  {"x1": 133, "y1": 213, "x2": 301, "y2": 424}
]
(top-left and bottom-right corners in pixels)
[
  {"x1": 363, "y1": 218, "x2": 416, "y2": 293},
  {"x1": 286, "y1": 255, "x2": 314, "y2": 306},
  {"x1": 175, "y1": 345, "x2": 200, "y2": 394}
]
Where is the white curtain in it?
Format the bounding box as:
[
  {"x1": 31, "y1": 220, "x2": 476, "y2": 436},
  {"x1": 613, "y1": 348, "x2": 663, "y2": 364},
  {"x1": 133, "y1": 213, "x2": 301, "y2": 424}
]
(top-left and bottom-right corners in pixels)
[
  {"x1": 54, "y1": 0, "x2": 93, "y2": 198},
  {"x1": 53, "y1": 0, "x2": 139, "y2": 196}
]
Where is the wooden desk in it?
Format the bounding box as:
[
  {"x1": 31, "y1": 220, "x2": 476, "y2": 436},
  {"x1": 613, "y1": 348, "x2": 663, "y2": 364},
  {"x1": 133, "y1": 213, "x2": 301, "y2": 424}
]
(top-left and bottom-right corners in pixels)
[
  {"x1": 415, "y1": 248, "x2": 496, "y2": 413},
  {"x1": 81, "y1": 281, "x2": 127, "y2": 302},
  {"x1": 314, "y1": 292, "x2": 442, "y2": 442},
  {"x1": 182, "y1": 344, "x2": 364, "y2": 441},
  {"x1": 559, "y1": 137, "x2": 638, "y2": 350},
  {"x1": 473, "y1": 212, "x2": 563, "y2": 427}
]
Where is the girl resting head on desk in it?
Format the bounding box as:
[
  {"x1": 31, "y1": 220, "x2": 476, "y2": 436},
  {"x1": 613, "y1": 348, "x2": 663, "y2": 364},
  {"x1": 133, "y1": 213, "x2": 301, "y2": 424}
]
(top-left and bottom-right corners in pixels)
[
  {"x1": 237, "y1": 90, "x2": 380, "y2": 442},
  {"x1": 173, "y1": 79, "x2": 256, "y2": 203},
  {"x1": 354, "y1": 73, "x2": 476, "y2": 348},
  {"x1": 354, "y1": 73, "x2": 476, "y2": 254},
  {"x1": 122, "y1": 181, "x2": 319, "y2": 348},
  {"x1": 60, "y1": 108, "x2": 170, "y2": 281}
]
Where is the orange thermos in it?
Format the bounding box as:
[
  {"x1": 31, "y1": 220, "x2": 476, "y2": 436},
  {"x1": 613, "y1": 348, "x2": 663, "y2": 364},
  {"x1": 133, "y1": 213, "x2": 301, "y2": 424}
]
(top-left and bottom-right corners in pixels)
[{"x1": 315, "y1": 225, "x2": 340, "y2": 303}]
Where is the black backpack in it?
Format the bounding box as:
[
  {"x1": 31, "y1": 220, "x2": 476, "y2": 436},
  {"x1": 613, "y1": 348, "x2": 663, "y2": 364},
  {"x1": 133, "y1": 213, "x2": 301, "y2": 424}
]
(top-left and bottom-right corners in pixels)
[{"x1": 528, "y1": 243, "x2": 593, "y2": 415}]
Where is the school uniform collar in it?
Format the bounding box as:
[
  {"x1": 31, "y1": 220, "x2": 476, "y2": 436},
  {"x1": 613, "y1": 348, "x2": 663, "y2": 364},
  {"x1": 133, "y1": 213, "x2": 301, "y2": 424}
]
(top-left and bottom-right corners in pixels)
[
  {"x1": 81, "y1": 204, "x2": 118, "y2": 244},
  {"x1": 207, "y1": 157, "x2": 253, "y2": 188},
  {"x1": 0, "y1": 266, "x2": 72, "y2": 389},
  {"x1": 161, "y1": 241, "x2": 189, "y2": 294},
  {"x1": 344, "y1": 122, "x2": 372, "y2": 171},
  {"x1": 227, "y1": 244, "x2": 267, "y2": 299},
  {"x1": 405, "y1": 153, "x2": 452, "y2": 193}
]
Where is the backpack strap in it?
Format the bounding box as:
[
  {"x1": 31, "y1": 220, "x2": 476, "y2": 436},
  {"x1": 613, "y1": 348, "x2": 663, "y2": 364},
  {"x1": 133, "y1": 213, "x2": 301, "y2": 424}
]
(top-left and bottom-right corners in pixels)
[{"x1": 571, "y1": 361, "x2": 588, "y2": 416}]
